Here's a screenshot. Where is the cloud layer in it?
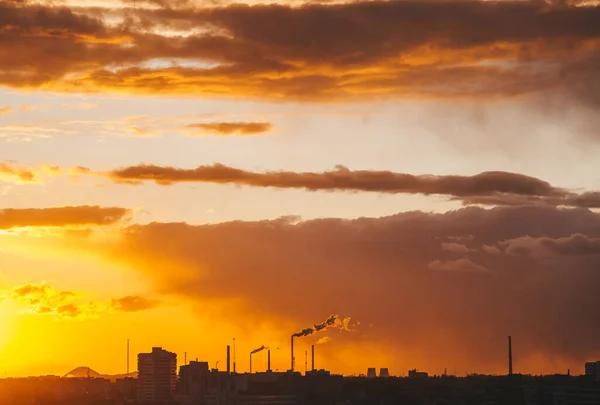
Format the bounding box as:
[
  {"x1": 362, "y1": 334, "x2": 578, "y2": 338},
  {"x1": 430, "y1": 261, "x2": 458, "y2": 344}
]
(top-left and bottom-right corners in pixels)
[
  {"x1": 92, "y1": 163, "x2": 600, "y2": 208},
  {"x1": 183, "y1": 122, "x2": 273, "y2": 136},
  {"x1": 1, "y1": 283, "x2": 99, "y2": 320},
  {"x1": 110, "y1": 295, "x2": 160, "y2": 312},
  {"x1": 1, "y1": 0, "x2": 599, "y2": 102},
  {"x1": 2, "y1": 283, "x2": 161, "y2": 320},
  {"x1": 98, "y1": 205, "x2": 600, "y2": 374},
  {"x1": 9, "y1": 161, "x2": 600, "y2": 209},
  {"x1": 0, "y1": 162, "x2": 36, "y2": 183},
  {"x1": 0, "y1": 206, "x2": 131, "y2": 229}
]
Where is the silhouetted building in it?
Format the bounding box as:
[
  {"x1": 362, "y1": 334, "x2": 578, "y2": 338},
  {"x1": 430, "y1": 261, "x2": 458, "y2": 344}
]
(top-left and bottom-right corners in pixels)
[
  {"x1": 585, "y1": 361, "x2": 600, "y2": 381},
  {"x1": 2, "y1": 371, "x2": 600, "y2": 405},
  {"x1": 137, "y1": 347, "x2": 177, "y2": 403},
  {"x1": 408, "y1": 369, "x2": 428, "y2": 378},
  {"x1": 115, "y1": 377, "x2": 137, "y2": 401},
  {"x1": 177, "y1": 361, "x2": 210, "y2": 404}
]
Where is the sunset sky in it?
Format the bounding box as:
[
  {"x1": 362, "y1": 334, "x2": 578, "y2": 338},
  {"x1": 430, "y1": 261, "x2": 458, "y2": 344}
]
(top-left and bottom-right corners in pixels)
[{"x1": 1, "y1": 0, "x2": 600, "y2": 378}]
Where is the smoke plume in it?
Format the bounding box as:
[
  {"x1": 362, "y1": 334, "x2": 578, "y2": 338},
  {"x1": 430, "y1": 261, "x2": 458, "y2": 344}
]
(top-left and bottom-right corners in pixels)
[
  {"x1": 316, "y1": 336, "x2": 332, "y2": 345},
  {"x1": 293, "y1": 314, "x2": 349, "y2": 337},
  {"x1": 251, "y1": 345, "x2": 268, "y2": 354},
  {"x1": 293, "y1": 328, "x2": 315, "y2": 338},
  {"x1": 314, "y1": 314, "x2": 338, "y2": 331}
]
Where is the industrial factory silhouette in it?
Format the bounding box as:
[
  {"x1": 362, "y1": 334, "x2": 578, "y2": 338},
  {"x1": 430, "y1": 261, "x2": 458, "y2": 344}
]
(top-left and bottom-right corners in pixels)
[{"x1": 1, "y1": 329, "x2": 600, "y2": 405}]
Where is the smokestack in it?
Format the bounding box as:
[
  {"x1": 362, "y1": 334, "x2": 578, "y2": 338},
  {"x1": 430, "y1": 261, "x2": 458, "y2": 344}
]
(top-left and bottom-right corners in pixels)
[
  {"x1": 291, "y1": 335, "x2": 294, "y2": 372},
  {"x1": 250, "y1": 353, "x2": 252, "y2": 374},
  {"x1": 233, "y1": 338, "x2": 236, "y2": 374},
  {"x1": 311, "y1": 345, "x2": 315, "y2": 371},
  {"x1": 268, "y1": 350, "x2": 271, "y2": 372},
  {"x1": 508, "y1": 336, "x2": 513, "y2": 376},
  {"x1": 227, "y1": 345, "x2": 231, "y2": 374},
  {"x1": 184, "y1": 352, "x2": 187, "y2": 365}
]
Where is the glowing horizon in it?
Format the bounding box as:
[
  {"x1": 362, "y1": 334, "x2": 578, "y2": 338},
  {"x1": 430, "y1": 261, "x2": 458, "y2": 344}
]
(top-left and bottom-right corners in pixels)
[{"x1": 2, "y1": 0, "x2": 600, "y2": 379}]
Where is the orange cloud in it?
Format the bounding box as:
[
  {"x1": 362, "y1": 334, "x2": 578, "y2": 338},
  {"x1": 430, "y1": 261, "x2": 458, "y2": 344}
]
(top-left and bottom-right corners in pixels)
[
  {"x1": 91, "y1": 205, "x2": 600, "y2": 374},
  {"x1": 0, "y1": 206, "x2": 131, "y2": 229},
  {"x1": 2, "y1": 283, "x2": 158, "y2": 320},
  {"x1": 110, "y1": 295, "x2": 160, "y2": 312},
  {"x1": 183, "y1": 122, "x2": 273, "y2": 136},
  {"x1": 0, "y1": 105, "x2": 40, "y2": 114},
  {"x1": 0, "y1": 1, "x2": 599, "y2": 102},
  {"x1": 125, "y1": 126, "x2": 159, "y2": 137},
  {"x1": 2, "y1": 283, "x2": 99, "y2": 320},
  {"x1": 0, "y1": 161, "x2": 37, "y2": 183}
]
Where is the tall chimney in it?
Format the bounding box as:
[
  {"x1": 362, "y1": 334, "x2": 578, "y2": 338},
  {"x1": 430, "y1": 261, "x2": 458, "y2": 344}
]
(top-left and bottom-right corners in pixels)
[
  {"x1": 291, "y1": 335, "x2": 295, "y2": 372},
  {"x1": 311, "y1": 345, "x2": 315, "y2": 371},
  {"x1": 267, "y1": 350, "x2": 271, "y2": 372},
  {"x1": 508, "y1": 336, "x2": 513, "y2": 376},
  {"x1": 233, "y1": 338, "x2": 236, "y2": 374},
  {"x1": 227, "y1": 345, "x2": 231, "y2": 374},
  {"x1": 250, "y1": 353, "x2": 252, "y2": 374}
]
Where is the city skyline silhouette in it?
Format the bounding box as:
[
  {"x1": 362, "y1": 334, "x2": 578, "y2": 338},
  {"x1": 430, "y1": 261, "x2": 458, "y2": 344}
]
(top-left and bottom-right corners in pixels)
[{"x1": 1, "y1": 2, "x2": 600, "y2": 404}]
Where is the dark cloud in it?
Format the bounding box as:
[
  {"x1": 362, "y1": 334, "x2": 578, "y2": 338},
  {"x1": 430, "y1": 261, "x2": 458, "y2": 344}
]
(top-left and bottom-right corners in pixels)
[
  {"x1": 100, "y1": 163, "x2": 600, "y2": 208},
  {"x1": 0, "y1": 0, "x2": 129, "y2": 87},
  {"x1": 541, "y1": 233, "x2": 600, "y2": 255},
  {"x1": 183, "y1": 122, "x2": 273, "y2": 136},
  {"x1": 100, "y1": 205, "x2": 600, "y2": 374},
  {"x1": 0, "y1": 0, "x2": 599, "y2": 102},
  {"x1": 459, "y1": 191, "x2": 600, "y2": 208},
  {"x1": 0, "y1": 206, "x2": 131, "y2": 229},
  {"x1": 110, "y1": 295, "x2": 160, "y2": 312},
  {"x1": 107, "y1": 164, "x2": 562, "y2": 194},
  {"x1": 501, "y1": 233, "x2": 600, "y2": 257},
  {"x1": 441, "y1": 242, "x2": 471, "y2": 254},
  {"x1": 0, "y1": 2, "x2": 105, "y2": 35},
  {"x1": 482, "y1": 244, "x2": 502, "y2": 255}
]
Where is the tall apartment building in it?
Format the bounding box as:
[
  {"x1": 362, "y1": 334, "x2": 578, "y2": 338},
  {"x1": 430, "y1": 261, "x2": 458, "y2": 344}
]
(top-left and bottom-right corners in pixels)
[{"x1": 137, "y1": 347, "x2": 177, "y2": 403}]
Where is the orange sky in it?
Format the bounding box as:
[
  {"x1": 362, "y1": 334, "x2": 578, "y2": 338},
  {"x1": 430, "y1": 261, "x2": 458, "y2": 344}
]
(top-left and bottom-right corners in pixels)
[{"x1": 1, "y1": 0, "x2": 600, "y2": 378}]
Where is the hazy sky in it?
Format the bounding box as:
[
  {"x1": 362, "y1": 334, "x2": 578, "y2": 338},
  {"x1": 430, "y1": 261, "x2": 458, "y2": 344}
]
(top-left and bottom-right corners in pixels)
[{"x1": 1, "y1": 0, "x2": 600, "y2": 378}]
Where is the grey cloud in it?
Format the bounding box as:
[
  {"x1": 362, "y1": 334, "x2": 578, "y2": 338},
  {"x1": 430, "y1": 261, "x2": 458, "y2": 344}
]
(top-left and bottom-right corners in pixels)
[
  {"x1": 441, "y1": 242, "x2": 471, "y2": 254},
  {"x1": 101, "y1": 205, "x2": 600, "y2": 374},
  {"x1": 1, "y1": 1, "x2": 600, "y2": 103},
  {"x1": 501, "y1": 233, "x2": 600, "y2": 257}
]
